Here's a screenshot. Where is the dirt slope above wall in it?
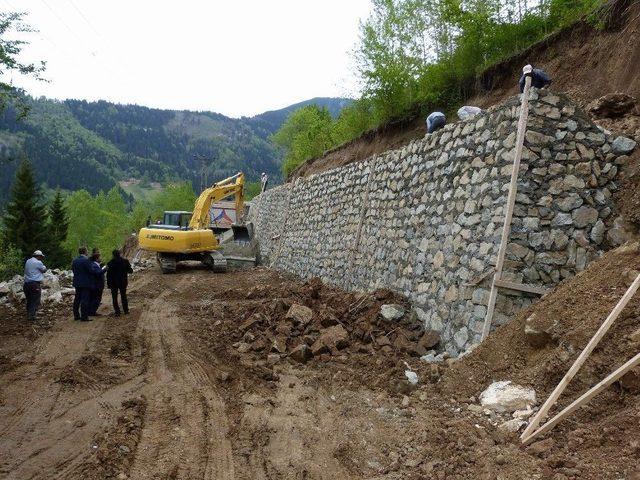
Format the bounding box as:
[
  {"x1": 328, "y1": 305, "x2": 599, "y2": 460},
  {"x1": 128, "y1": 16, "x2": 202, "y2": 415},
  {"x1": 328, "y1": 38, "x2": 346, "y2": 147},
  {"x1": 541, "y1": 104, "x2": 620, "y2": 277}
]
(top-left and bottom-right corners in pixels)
[{"x1": 290, "y1": 0, "x2": 640, "y2": 181}]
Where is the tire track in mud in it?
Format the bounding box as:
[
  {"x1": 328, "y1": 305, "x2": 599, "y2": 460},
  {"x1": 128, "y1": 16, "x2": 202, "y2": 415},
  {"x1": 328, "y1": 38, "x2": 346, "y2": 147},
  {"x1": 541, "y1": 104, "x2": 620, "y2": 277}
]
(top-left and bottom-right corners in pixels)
[
  {"x1": 0, "y1": 288, "x2": 146, "y2": 480},
  {"x1": 129, "y1": 274, "x2": 235, "y2": 480}
]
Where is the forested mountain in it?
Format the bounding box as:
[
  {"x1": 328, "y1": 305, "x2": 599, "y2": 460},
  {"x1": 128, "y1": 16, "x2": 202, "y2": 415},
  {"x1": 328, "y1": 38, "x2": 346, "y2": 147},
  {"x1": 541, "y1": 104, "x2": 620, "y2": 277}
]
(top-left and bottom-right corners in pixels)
[{"x1": 0, "y1": 95, "x2": 350, "y2": 204}]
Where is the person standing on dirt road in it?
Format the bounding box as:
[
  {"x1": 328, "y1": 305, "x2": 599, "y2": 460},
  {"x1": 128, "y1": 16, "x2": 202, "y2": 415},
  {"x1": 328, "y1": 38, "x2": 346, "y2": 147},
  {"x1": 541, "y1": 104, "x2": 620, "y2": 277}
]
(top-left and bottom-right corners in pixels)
[
  {"x1": 23, "y1": 250, "x2": 47, "y2": 321},
  {"x1": 89, "y1": 249, "x2": 107, "y2": 317},
  {"x1": 106, "y1": 249, "x2": 133, "y2": 317},
  {"x1": 71, "y1": 247, "x2": 102, "y2": 321}
]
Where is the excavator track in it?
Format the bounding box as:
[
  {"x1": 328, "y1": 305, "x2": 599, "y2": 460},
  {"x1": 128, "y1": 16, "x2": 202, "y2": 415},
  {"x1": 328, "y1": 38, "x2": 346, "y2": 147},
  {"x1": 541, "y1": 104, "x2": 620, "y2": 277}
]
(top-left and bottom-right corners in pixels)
[
  {"x1": 158, "y1": 254, "x2": 177, "y2": 274},
  {"x1": 203, "y1": 251, "x2": 227, "y2": 273}
]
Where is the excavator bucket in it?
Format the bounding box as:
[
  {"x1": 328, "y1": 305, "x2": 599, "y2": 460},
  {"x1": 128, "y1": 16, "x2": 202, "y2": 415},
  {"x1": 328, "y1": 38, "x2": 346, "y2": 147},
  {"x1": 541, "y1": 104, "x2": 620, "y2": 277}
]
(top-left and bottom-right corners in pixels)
[{"x1": 231, "y1": 222, "x2": 253, "y2": 243}]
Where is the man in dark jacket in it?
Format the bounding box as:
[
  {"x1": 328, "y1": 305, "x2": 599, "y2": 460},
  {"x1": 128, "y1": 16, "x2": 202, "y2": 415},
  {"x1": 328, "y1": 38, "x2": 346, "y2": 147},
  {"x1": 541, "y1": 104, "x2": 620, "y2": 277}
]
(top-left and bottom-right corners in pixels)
[
  {"x1": 106, "y1": 249, "x2": 133, "y2": 316},
  {"x1": 72, "y1": 247, "x2": 102, "y2": 321},
  {"x1": 89, "y1": 249, "x2": 106, "y2": 316}
]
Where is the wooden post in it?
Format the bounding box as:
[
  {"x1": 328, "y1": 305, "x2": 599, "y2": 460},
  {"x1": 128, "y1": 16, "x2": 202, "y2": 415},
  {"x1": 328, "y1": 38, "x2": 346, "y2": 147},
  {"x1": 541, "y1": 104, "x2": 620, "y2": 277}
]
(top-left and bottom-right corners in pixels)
[
  {"x1": 353, "y1": 158, "x2": 378, "y2": 252},
  {"x1": 481, "y1": 65, "x2": 533, "y2": 341},
  {"x1": 520, "y1": 272, "x2": 640, "y2": 441},
  {"x1": 522, "y1": 351, "x2": 640, "y2": 445}
]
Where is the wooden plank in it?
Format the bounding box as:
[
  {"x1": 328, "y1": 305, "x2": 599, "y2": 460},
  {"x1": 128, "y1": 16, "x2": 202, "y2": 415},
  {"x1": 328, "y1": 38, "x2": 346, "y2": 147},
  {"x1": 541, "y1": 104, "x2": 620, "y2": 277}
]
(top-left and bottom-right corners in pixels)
[
  {"x1": 353, "y1": 158, "x2": 378, "y2": 251},
  {"x1": 463, "y1": 269, "x2": 494, "y2": 287},
  {"x1": 522, "y1": 351, "x2": 640, "y2": 445},
  {"x1": 494, "y1": 279, "x2": 548, "y2": 295},
  {"x1": 481, "y1": 65, "x2": 533, "y2": 341},
  {"x1": 520, "y1": 272, "x2": 640, "y2": 441}
]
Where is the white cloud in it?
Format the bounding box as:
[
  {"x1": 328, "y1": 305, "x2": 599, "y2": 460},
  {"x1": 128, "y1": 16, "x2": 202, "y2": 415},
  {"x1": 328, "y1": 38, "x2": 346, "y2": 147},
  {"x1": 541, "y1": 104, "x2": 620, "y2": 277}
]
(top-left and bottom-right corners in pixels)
[{"x1": 4, "y1": 0, "x2": 371, "y2": 117}]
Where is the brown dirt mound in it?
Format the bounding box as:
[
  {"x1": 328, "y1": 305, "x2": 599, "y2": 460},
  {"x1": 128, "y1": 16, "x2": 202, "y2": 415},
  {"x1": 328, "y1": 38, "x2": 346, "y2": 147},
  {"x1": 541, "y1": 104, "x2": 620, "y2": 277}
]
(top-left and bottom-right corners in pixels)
[
  {"x1": 442, "y1": 241, "x2": 640, "y2": 397},
  {"x1": 289, "y1": 0, "x2": 640, "y2": 181},
  {"x1": 181, "y1": 270, "x2": 442, "y2": 394}
]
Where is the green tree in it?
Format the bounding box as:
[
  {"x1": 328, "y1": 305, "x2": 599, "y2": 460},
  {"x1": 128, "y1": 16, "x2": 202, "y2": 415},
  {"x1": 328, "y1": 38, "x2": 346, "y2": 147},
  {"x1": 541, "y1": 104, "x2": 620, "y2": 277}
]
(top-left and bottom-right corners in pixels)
[
  {"x1": 0, "y1": 240, "x2": 23, "y2": 280},
  {"x1": 3, "y1": 158, "x2": 48, "y2": 259},
  {"x1": 64, "y1": 189, "x2": 101, "y2": 253},
  {"x1": 244, "y1": 180, "x2": 262, "y2": 200},
  {"x1": 46, "y1": 189, "x2": 70, "y2": 268},
  {"x1": 152, "y1": 182, "x2": 197, "y2": 219},
  {"x1": 0, "y1": 12, "x2": 46, "y2": 117},
  {"x1": 272, "y1": 105, "x2": 334, "y2": 176}
]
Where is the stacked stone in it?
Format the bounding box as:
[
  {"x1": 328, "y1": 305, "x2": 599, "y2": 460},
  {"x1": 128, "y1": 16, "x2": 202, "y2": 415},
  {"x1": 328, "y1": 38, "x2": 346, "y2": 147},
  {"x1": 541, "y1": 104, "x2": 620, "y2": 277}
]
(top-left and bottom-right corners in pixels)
[{"x1": 250, "y1": 89, "x2": 636, "y2": 355}]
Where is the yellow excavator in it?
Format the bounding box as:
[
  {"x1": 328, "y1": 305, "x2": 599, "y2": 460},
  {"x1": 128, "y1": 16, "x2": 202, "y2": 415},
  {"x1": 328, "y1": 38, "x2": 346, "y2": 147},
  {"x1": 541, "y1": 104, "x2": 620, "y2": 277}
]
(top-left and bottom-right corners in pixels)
[{"x1": 138, "y1": 172, "x2": 252, "y2": 273}]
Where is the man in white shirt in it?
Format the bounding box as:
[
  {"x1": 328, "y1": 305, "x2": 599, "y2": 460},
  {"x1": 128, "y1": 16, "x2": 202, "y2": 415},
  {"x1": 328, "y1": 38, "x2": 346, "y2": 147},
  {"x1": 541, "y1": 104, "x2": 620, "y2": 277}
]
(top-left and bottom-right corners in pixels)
[{"x1": 23, "y1": 250, "x2": 47, "y2": 321}]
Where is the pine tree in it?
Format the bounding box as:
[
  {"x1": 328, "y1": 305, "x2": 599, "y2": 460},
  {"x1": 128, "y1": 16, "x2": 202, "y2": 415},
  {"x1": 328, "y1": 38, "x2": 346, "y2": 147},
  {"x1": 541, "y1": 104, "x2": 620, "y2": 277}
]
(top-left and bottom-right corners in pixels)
[
  {"x1": 3, "y1": 158, "x2": 48, "y2": 260},
  {"x1": 46, "y1": 189, "x2": 70, "y2": 268}
]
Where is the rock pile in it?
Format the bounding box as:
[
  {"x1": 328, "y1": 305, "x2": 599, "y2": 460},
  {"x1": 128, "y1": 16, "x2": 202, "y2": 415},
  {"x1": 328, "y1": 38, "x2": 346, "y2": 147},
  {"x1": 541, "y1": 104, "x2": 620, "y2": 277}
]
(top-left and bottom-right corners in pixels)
[
  {"x1": 225, "y1": 280, "x2": 442, "y2": 366},
  {"x1": 0, "y1": 269, "x2": 74, "y2": 306}
]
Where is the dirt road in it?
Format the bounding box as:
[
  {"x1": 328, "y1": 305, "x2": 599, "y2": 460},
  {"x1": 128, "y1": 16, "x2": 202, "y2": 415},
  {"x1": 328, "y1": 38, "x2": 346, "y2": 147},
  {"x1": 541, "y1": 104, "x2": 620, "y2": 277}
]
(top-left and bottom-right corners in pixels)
[{"x1": 1, "y1": 264, "x2": 639, "y2": 479}]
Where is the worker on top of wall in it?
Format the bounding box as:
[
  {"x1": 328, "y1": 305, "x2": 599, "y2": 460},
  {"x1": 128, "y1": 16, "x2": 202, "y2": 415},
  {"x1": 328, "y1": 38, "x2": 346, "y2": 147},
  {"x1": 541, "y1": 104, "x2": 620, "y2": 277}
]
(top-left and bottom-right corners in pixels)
[
  {"x1": 426, "y1": 112, "x2": 446, "y2": 134},
  {"x1": 261, "y1": 172, "x2": 269, "y2": 193},
  {"x1": 519, "y1": 66, "x2": 552, "y2": 92}
]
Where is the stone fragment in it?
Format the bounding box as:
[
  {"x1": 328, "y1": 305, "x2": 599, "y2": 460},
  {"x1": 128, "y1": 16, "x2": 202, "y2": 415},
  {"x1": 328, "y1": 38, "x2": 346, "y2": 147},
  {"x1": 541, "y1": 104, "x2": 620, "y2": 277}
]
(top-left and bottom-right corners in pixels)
[
  {"x1": 590, "y1": 219, "x2": 605, "y2": 245},
  {"x1": 271, "y1": 336, "x2": 288, "y2": 354},
  {"x1": 418, "y1": 330, "x2": 440, "y2": 350},
  {"x1": 380, "y1": 304, "x2": 405, "y2": 320},
  {"x1": 479, "y1": 381, "x2": 536, "y2": 413},
  {"x1": 499, "y1": 419, "x2": 527, "y2": 433},
  {"x1": 235, "y1": 342, "x2": 251, "y2": 354},
  {"x1": 286, "y1": 304, "x2": 314, "y2": 325},
  {"x1": 572, "y1": 206, "x2": 599, "y2": 228},
  {"x1": 453, "y1": 327, "x2": 469, "y2": 349},
  {"x1": 611, "y1": 136, "x2": 637, "y2": 154},
  {"x1": 311, "y1": 325, "x2": 349, "y2": 355},
  {"x1": 290, "y1": 344, "x2": 312, "y2": 363},
  {"x1": 551, "y1": 213, "x2": 573, "y2": 227},
  {"x1": 527, "y1": 438, "x2": 555, "y2": 457},
  {"x1": 524, "y1": 314, "x2": 553, "y2": 348},
  {"x1": 555, "y1": 194, "x2": 583, "y2": 212}
]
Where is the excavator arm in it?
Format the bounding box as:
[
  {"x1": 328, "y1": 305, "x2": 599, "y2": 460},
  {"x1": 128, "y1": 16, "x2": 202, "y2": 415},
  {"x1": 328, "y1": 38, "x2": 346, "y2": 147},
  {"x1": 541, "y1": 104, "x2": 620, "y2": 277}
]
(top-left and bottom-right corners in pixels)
[{"x1": 189, "y1": 172, "x2": 245, "y2": 229}]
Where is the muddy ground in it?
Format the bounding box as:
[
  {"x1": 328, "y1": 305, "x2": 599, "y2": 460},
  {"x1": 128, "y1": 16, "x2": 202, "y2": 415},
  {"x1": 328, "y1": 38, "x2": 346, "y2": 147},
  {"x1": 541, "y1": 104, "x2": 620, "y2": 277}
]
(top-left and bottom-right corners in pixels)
[{"x1": 1, "y1": 256, "x2": 639, "y2": 479}]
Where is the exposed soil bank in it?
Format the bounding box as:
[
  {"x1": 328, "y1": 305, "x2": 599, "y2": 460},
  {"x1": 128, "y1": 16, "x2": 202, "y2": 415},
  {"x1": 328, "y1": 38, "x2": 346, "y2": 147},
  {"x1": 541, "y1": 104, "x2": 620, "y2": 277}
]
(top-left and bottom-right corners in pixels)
[{"x1": 290, "y1": 0, "x2": 640, "y2": 181}]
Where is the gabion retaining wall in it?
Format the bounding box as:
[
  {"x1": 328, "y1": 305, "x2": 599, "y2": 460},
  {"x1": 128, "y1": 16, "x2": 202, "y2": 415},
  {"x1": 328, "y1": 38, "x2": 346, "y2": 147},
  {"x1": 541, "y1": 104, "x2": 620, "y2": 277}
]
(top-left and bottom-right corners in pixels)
[{"x1": 250, "y1": 90, "x2": 636, "y2": 354}]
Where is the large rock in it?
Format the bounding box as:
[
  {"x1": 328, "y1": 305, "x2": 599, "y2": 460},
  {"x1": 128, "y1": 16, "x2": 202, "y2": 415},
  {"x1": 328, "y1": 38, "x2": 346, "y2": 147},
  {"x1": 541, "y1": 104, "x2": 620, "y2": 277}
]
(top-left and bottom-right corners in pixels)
[
  {"x1": 289, "y1": 344, "x2": 312, "y2": 364},
  {"x1": 479, "y1": 381, "x2": 536, "y2": 413},
  {"x1": 286, "y1": 304, "x2": 314, "y2": 325},
  {"x1": 524, "y1": 314, "x2": 553, "y2": 348},
  {"x1": 380, "y1": 304, "x2": 405, "y2": 321},
  {"x1": 311, "y1": 325, "x2": 349, "y2": 355},
  {"x1": 572, "y1": 206, "x2": 598, "y2": 228},
  {"x1": 611, "y1": 136, "x2": 637, "y2": 154}
]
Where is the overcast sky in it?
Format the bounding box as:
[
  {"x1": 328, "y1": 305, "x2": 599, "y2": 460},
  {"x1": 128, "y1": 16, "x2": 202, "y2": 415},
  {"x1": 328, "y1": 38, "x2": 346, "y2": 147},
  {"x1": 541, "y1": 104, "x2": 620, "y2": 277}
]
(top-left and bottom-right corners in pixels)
[{"x1": 3, "y1": 0, "x2": 371, "y2": 117}]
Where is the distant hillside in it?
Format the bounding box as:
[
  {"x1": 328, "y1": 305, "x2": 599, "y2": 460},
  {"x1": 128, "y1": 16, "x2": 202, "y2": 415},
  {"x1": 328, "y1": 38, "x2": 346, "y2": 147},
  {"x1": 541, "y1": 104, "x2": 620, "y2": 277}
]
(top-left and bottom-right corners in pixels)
[
  {"x1": 0, "y1": 95, "x2": 351, "y2": 204},
  {"x1": 244, "y1": 97, "x2": 353, "y2": 138}
]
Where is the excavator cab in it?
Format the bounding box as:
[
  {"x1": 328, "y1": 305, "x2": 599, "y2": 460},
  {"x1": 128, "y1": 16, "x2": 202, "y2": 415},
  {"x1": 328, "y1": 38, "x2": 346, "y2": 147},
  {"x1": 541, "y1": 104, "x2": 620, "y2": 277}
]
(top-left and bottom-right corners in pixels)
[{"x1": 150, "y1": 211, "x2": 193, "y2": 231}]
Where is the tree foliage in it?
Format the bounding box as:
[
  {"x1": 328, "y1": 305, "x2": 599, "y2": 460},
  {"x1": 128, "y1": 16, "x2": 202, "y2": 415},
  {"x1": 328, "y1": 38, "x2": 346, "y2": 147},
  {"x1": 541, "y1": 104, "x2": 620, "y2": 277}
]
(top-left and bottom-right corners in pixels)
[
  {"x1": 2, "y1": 158, "x2": 48, "y2": 259},
  {"x1": 46, "y1": 189, "x2": 69, "y2": 269},
  {"x1": 63, "y1": 181, "x2": 196, "y2": 262},
  {"x1": 0, "y1": 12, "x2": 46, "y2": 117},
  {"x1": 273, "y1": 0, "x2": 606, "y2": 177},
  {"x1": 272, "y1": 105, "x2": 335, "y2": 176}
]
